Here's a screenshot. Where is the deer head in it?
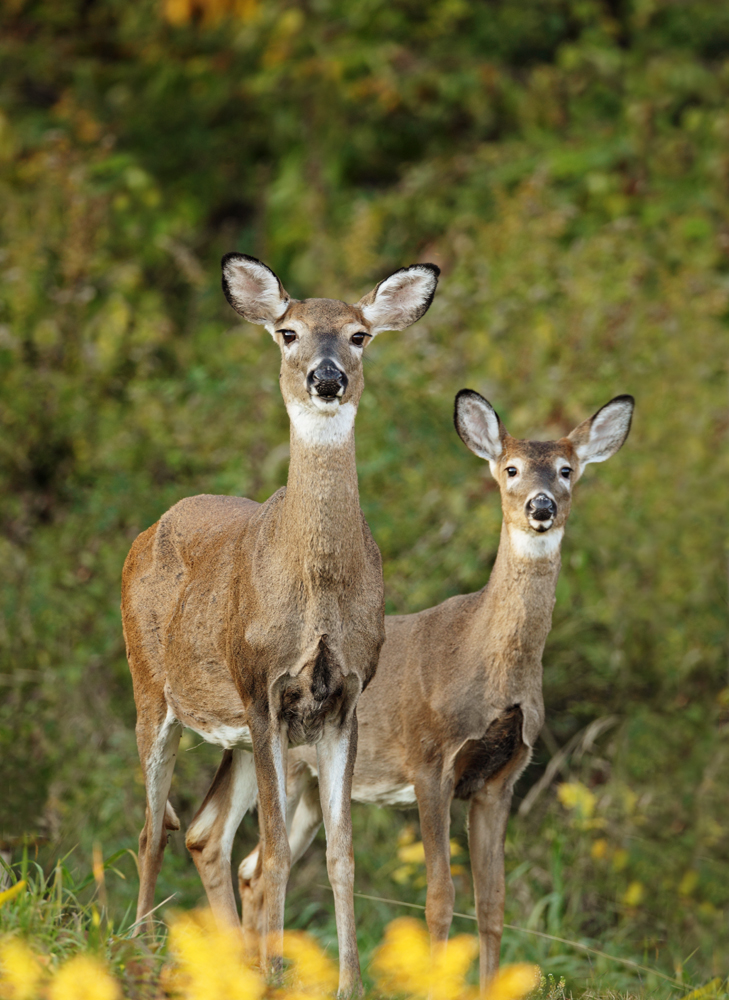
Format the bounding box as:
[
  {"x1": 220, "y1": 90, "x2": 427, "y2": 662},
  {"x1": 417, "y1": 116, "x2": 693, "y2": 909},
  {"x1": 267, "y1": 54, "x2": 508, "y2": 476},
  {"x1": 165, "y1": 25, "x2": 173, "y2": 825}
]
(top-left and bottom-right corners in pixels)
[
  {"x1": 222, "y1": 255, "x2": 439, "y2": 445},
  {"x1": 454, "y1": 391, "x2": 634, "y2": 554}
]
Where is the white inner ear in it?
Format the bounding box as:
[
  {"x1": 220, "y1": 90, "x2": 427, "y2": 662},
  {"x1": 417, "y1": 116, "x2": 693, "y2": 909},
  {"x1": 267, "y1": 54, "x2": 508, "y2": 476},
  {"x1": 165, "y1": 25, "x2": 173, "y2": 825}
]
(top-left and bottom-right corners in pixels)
[
  {"x1": 576, "y1": 400, "x2": 633, "y2": 465},
  {"x1": 223, "y1": 258, "x2": 289, "y2": 329},
  {"x1": 361, "y1": 266, "x2": 437, "y2": 334},
  {"x1": 457, "y1": 396, "x2": 503, "y2": 462}
]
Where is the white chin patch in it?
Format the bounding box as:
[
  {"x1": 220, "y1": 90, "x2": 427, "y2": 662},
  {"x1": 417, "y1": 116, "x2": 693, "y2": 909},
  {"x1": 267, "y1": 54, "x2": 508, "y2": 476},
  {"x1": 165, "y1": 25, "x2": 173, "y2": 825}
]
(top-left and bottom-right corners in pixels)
[
  {"x1": 529, "y1": 518, "x2": 554, "y2": 533},
  {"x1": 508, "y1": 525, "x2": 564, "y2": 559},
  {"x1": 287, "y1": 399, "x2": 356, "y2": 446}
]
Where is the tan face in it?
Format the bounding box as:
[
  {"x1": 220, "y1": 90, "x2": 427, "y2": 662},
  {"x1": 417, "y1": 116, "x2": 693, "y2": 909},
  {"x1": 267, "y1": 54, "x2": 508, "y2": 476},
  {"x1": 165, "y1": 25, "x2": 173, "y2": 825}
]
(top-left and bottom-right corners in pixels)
[
  {"x1": 221, "y1": 255, "x2": 439, "y2": 442},
  {"x1": 273, "y1": 298, "x2": 370, "y2": 412},
  {"x1": 491, "y1": 435, "x2": 578, "y2": 534},
  {"x1": 454, "y1": 389, "x2": 634, "y2": 543}
]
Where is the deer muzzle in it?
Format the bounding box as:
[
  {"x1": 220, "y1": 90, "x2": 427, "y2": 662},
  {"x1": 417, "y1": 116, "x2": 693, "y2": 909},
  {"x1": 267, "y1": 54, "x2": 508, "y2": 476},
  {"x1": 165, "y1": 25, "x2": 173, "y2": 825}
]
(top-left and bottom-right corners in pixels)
[
  {"x1": 526, "y1": 493, "x2": 556, "y2": 523},
  {"x1": 307, "y1": 360, "x2": 348, "y2": 399}
]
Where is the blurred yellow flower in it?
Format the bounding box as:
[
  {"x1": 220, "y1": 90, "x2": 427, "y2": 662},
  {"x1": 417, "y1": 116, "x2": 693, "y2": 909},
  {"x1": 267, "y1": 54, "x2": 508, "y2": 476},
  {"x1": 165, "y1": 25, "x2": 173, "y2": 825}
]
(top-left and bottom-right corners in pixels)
[
  {"x1": 611, "y1": 848, "x2": 629, "y2": 872},
  {"x1": 622, "y1": 881, "x2": 644, "y2": 908},
  {"x1": 590, "y1": 838, "x2": 608, "y2": 861},
  {"x1": 678, "y1": 870, "x2": 699, "y2": 897},
  {"x1": 0, "y1": 938, "x2": 44, "y2": 1000},
  {"x1": 398, "y1": 840, "x2": 426, "y2": 865},
  {"x1": 167, "y1": 908, "x2": 264, "y2": 1000},
  {"x1": 557, "y1": 782, "x2": 595, "y2": 822},
  {"x1": 0, "y1": 884, "x2": 26, "y2": 910},
  {"x1": 282, "y1": 931, "x2": 338, "y2": 999},
  {"x1": 372, "y1": 917, "x2": 478, "y2": 1000},
  {"x1": 372, "y1": 919, "x2": 539, "y2": 1000},
  {"x1": 47, "y1": 954, "x2": 120, "y2": 1000},
  {"x1": 487, "y1": 963, "x2": 541, "y2": 1000}
]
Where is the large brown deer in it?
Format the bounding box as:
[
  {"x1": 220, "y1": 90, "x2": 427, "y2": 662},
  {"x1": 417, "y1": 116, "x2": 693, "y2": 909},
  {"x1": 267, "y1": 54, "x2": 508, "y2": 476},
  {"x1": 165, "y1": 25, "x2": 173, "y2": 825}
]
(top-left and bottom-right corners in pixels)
[
  {"x1": 121, "y1": 254, "x2": 439, "y2": 992},
  {"x1": 239, "y1": 390, "x2": 634, "y2": 991}
]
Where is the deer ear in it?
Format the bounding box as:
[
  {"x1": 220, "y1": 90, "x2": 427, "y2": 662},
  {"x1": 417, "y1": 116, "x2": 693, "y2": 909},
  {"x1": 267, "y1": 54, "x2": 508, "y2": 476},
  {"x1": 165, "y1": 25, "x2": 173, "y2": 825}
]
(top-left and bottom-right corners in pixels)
[
  {"x1": 356, "y1": 263, "x2": 439, "y2": 335},
  {"x1": 454, "y1": 390, "x2": 505, "y2": 463},
  {"x1": 568, "y1": 395, "x2": 634, "y2": 466},
  {"x1": 221, "y1": 253, "x2": 290, "y2": 330}
]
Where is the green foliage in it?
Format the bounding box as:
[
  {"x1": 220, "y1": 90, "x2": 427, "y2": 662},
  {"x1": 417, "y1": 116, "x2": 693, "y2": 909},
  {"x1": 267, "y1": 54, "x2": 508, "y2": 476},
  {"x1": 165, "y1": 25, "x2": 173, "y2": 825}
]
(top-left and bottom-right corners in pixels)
[{"x1": 1, "y1": 0, "x2": 728, "y2": 993}]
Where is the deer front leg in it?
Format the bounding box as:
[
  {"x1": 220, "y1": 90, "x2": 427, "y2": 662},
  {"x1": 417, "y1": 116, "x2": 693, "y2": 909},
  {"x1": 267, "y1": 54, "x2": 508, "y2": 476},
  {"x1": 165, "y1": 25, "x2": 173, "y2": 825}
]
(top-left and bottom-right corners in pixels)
[
  {"x1": 251, "y1": 720, "x2": 291, "y2": 977},
  {"x1": 467, "y1": 776, "x2": 514, "y2": 993},
  {"x1": 416, "y1": 776, "x2": 455, "y2": 958},
  {"x1": 317, "y1": 716, "x2": 360, "y2": 996}
]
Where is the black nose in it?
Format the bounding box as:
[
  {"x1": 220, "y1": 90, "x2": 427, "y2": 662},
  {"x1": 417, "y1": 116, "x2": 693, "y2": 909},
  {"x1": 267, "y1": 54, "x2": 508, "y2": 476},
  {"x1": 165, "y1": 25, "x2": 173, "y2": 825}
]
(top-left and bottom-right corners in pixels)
[
  {"x1": 526, "y1": 494, "x2": 556, "y2": 521},
  {"x1": 307, "y1": 360, "x2": 348, "y2": 398}
]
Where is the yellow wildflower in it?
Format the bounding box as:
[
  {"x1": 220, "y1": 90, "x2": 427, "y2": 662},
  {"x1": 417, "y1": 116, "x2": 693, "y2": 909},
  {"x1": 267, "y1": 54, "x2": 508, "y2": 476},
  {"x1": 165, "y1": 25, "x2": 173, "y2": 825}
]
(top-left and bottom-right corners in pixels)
[
  {"x1": 678, "y1": 870, "x2": 699, "y2": 897},
  {"x1": 0, "y1": 938, "x2": 44, "y2": 1000},
  {"x1": 0, "y1": 884, "x2": 26, "y2": 910},
  {"x1": 282, "y1": 931, "x2": 338, "y2": 999},
  {"x1": 622, "y1": 881, "x2": 644, "y2": 908},
  {"x1": 487, "y1": 963, "x2": 541, "y2": 1000},
  {"x1": 167, "y1": 908, "x2": 264, "y2": 1000},
  {"x1": 590, "y1": 838, "x2": 608, "y2": 861},
  {"x1": 557, "y1": 782, "x2": 596, "y2": 822},
  {"x1": 47, "y1": 954, "x2": 120, "y2": 1000},
  {"x1": 371, "y1": 917, "x2": 478, "y2": 1000}
]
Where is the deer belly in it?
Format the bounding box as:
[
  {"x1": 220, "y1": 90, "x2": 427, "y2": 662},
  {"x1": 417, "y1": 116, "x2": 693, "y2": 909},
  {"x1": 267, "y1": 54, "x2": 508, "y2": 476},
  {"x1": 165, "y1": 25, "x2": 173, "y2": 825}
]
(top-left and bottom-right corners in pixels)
[
  {"x1": 351, "y1": 780, "x2": 417, "y2": 808},
  {"x1": 453, "y1": 705, "x2": 524, "y2": 801},
  {"x1": 188, "y1": 722, "x2": 254, "y2": 750},
  {"x1": 164, "y1": 680, "x2": 252, "y2": 750}
]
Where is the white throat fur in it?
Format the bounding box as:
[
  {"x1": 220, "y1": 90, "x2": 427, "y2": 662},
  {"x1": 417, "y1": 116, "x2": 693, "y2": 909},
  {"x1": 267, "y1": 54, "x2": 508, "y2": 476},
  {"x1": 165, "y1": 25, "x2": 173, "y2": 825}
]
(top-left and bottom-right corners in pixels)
[
  {"x1": 508, "y1": 525, "x2": 564, "y2": 560},
  {"x1": 287, "y1": 399, "x2": 357, "y2": 447}
]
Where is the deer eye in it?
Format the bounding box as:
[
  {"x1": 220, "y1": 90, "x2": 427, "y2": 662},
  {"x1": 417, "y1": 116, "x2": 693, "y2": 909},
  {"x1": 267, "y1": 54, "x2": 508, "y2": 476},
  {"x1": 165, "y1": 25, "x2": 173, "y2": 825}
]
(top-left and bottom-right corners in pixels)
[
  {"x1": 506, "y1": 467, "x2": 518, "y2": 478},
  {"x1": 278, "y1": 330, "x2": 297, "y2": 345},
  {"x1": 560, "y1": 466, "x2": 572, "y2": 479},
  {"x1": 350, "y1": 331, "x2": 368, "y2": 347}
]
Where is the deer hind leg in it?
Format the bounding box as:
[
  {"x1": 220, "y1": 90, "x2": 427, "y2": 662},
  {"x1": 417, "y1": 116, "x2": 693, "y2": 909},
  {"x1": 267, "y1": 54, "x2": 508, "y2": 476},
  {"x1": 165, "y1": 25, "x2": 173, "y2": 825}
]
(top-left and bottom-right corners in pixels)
[
  {"x1": 317, "y1": 717, "x2": 360, "y2": 996},
  {"x1": 467, "y1": 755, "x2": 526, "y2": 994},
  {"x1": 415, "y1": 774, "x2": 455, "y2": 958},
  {"x1": 185, "y1": 748, "x2": 258, "y2": 927},
  {"x1": 239, "y1": 757, "x2": 322, "y2": 943},
  {"x1": 135, "y1": 707, "x2": 182, "y2": 934}
]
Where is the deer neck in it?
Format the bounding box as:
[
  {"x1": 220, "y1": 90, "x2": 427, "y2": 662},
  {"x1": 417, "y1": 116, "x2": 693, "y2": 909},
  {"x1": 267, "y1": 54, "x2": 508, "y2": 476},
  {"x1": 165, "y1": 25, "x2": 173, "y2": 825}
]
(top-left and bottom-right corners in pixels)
[
  {"x1": 474, "y1": 521, "x2": 563, "y2": 678},
  {"x1": 277, "y1": 401, "x2": 364, "y2": 582}
]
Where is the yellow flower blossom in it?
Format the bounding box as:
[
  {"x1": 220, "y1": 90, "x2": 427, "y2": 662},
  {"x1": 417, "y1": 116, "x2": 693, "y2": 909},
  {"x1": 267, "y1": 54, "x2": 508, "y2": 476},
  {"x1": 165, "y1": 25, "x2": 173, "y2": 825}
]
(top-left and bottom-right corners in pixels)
[
  {"x1": 282, "y1": 931, "x2": 338, "y2": 999},
  {"x1": 372, "y1": 917, "x2": 539, "y2": 1000},
  {"x1": 557, "y1": 782, "x2": 596, "y2": 822},
  {"x1": 487, "y1": 963, "x2": 541, "y2": 1000},
  {"x1": 47, "y1": 954, "x2": 120, "y2": 1000},
  {"x1": 0, "y1": 938, "x2": 44, "y2": 1000},
  {"x1": 0, "y1": 884, "x2": 26, "y2": 910},
  {"x1": 371, "y1": 917, "x2": 478, "y2": 1000},
  {"x1": 167, "y1": 908, "x2": 264, "y2": 1000},
  {"x1": 622, "y1": 881, "x2": 644, "y2": 908},
  {"x1": 678, "y1": 870, "x2": 699, "y2": 897}
]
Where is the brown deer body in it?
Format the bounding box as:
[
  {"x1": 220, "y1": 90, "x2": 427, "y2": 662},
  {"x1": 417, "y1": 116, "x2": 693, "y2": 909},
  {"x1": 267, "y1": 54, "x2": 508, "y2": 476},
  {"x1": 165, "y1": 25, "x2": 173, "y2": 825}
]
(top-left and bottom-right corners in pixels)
[
  {"x1": 239, "y1": 391, "x2": 634, "y2": 991},
  {"x1": 122, "y1": 255, "x2": 439, "y2": 992}
]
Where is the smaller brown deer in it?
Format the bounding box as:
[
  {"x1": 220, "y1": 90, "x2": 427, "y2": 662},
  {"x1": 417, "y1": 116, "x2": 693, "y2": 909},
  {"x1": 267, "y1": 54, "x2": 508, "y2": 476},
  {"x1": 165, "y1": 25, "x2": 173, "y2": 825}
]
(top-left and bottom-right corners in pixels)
[{"x1": 239, "y1": 390, "x2": 634, "y2": 991}]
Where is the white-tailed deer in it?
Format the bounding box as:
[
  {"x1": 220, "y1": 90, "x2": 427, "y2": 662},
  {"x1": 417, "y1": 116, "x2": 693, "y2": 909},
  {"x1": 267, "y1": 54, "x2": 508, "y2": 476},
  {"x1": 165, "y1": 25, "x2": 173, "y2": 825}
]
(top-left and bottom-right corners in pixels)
[
  {"x1": 121, "y1": 254, "x2": 439, "y2": 993},
  {"x1": 239, "y1": 391, "x2": 634, "y2": 991}
]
